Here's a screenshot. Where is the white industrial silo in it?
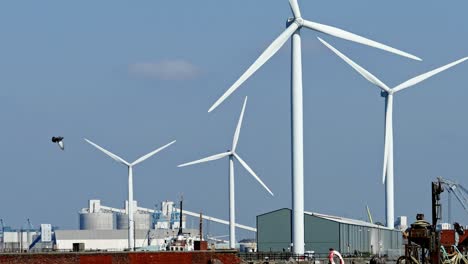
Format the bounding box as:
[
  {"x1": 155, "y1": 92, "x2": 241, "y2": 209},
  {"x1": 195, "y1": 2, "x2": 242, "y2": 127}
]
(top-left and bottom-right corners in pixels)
[
  {"x1": 116, "y1": 212, "x2": 152, "y2": 230},
  {"x1": 79, "y1": 200, "x2": 114, "y2": 230},
  {"x1": 116, "y1": 200, "x2": 152, "y2": 230}
]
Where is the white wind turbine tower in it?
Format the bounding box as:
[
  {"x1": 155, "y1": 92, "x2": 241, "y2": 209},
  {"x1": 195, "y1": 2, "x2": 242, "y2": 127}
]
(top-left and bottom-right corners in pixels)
[
  {"x1": 84, "y1": 138, "x2": 176, "y2": 250},
  {"x1": 318, "y1": 37, "x2": 468, "y2": 228},
  {"x1": 207, "y1": 0, "x2": 420, "y2": 254},
  {"x1": 179, "y1": 97, "x2": 273, "y2": 249}
]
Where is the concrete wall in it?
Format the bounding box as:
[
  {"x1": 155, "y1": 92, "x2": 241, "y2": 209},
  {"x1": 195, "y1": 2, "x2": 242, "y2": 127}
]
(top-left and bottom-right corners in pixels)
[
  {"x1": 54, "y1": 229, "x2": 198, "y2": 251},
  {"x1": 55, "y1": 238, "x2": 166, "y2": 251}
]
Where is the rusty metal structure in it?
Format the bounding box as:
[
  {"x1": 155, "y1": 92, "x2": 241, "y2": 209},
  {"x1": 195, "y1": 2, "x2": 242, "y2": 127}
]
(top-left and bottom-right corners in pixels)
[
  {"x1": 397, "y1": 179, "x2": 468, "y2": 264},
  {"x1": 397, "y1": 181, "x2": 442, "y2": 264},
  {"x1": 399, "y1": 212, "x2": 438, "y2": 264}
]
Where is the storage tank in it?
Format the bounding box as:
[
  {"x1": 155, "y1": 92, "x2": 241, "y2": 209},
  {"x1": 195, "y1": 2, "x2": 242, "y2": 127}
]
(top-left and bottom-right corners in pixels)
[
  {"x1": 79, "y1": 212, "x2": 114, "y2": 230},
  {"x1": 116, "y1": 212, "x2": 151, "y2": 230},
  {"x1": 79, "y1": 200, "x2": 114, "y2": 230}
]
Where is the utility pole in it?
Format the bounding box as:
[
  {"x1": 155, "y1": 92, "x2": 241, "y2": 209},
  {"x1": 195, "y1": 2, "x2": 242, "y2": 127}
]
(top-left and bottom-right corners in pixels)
[
  {"x1": 178, "y1": 196, "x2": 183, "y2": 236},
  {"x1": 0, "y1": 219, "x2": 4, "y2": 251},
  {"x1": 199, "y1": 212, "x2": 203, "y2": 241}
]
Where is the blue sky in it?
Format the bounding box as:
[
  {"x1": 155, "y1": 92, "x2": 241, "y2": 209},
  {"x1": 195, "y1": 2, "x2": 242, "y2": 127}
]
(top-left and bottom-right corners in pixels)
[{"x1": 0, "y1": 1, "x2": 467, "y2": 238}]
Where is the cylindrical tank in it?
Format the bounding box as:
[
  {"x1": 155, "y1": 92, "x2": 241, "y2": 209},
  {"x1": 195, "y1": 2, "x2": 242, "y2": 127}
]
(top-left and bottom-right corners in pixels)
[
  {"x1": 79, "y1": 212, "x2": 114, "y2": 230},
  {"x1": 116, "y1": 213, "x2": 151, "y2": 230}
]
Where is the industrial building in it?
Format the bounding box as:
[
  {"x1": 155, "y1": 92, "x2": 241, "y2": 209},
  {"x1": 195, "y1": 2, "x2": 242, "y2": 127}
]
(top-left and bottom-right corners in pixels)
[
  {"x1": 0, "y1": 224, "x2": 53, "y2": 252},
  {"x1": 257, "y1": 209, "x2": 403, "y2": 256},
  {"x1": 1, "y1": 199, "x2": 256, "y2": 252},
  {"x1": 55, "y1": 229, "x2": 195, "y2": 251},
  {"x1": 60, "y1": 199, "x2": 196, "y2": 251},
  {"x1": 78, "y1": 200, "x2": 174, "y2": 231},
  {"x1": 1, "y1": 200, "x2": 196, "y2": 252}
]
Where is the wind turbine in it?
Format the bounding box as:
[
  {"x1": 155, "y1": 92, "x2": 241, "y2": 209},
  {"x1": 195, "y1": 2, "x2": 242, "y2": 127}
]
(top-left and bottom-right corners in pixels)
[
  {"x1": 179, "y1": 97, "x2": 273, "y2": 249},
  {"x1": 318, "y1": 37, "x2": 468, "y2": 228},
  {"x1": 207, "y1": 0, "x2": 420, "y2": 254},
  {"x1": 84, "y1": 138, "x2": 176, "y2": 250}
]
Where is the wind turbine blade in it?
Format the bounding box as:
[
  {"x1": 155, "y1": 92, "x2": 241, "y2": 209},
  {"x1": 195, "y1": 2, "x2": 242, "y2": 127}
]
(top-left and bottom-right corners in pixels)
[
  {"x1": 393, "y1": 57, "x2": 468, "y2": 93},
  {"x1": 208, "y1": 22, "x2": 300, "y2": 113},
  {"x1": 178, "y1": 152, "x2": 231, "y2": 167},
  {"x1": 232, "y1": 97, "x2": 248, "y2": 152},
  {"x1": 289, "y1": 0, "x2": 301, "y2": 18},
  {"x1": 84, "y1": 138, "x2": 130, "y2": 166},
  {"x1": 382, "y1": 97, "x2": 393, "y2": 184},
  {"x1": 304, "y1": 20, "x2": 422, "y2": 61},
  {"x1": 318, "y1": 37, "x2": 391, "y2": 92},
  {"x1": 233, "y1": 153, "x2": 274, "y2": 196},
  {"x1": 132, "y1": 140, "x2": 176, "y2": 166}
]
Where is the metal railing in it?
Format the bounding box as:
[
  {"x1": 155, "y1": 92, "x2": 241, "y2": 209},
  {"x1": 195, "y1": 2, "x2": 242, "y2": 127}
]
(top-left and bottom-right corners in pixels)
[
  {"x1": 238, "y1": 251, "x2": 377, "y2": 263},
  {"x1": 238, "y1": 252, "x2": 317, "y2": 262},
  {"x1": 0, "y1": 248, "x2": 124, "y2": 254}
]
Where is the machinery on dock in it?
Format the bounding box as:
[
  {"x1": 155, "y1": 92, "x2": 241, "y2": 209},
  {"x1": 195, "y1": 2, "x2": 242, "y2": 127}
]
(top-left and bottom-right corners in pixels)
[
  {"x1": 397, "y1": 178, "x2": 468, "y2": 264},
  {"x1": 436, "y1": 177, "x2": 468, "y2": 253}
]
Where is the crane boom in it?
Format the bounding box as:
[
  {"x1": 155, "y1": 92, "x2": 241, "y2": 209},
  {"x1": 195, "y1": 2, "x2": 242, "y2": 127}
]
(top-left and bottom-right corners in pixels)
[
  {"x1": 437, "y1": 177, "x2": 468, "y2": 217},
  {"x1": 366, "y1": 205, "x2": 374, "y2": 224}
]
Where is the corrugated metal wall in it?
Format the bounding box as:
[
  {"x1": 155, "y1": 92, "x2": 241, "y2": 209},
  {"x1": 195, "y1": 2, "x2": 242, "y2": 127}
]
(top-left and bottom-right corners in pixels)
[
  {"x1": 257, "y1": 209, "x2": 403, "y2": 255},
  {"x1": 305, "y1": 214, "x2": 339, "y2": 253},
  {"x1": 257, "y1": 209, "x2": 291, "y2": 252},
  {"x1": 339, "y1": 223, "x2": 369, "y2": 254}
]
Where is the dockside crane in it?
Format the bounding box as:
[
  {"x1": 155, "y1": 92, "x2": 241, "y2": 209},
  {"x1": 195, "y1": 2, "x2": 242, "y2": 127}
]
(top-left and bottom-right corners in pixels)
[
  {"x1": 437, "y1": 177, "x2": 468, "y2": 221},
  {"x1": 27, "y1": 218, "x2": 33, "y2": 230}
]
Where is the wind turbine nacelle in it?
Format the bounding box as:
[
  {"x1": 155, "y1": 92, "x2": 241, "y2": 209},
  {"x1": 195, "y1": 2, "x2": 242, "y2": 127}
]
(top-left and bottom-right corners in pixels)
[{"x1": 380, "y1": 90, "x2": 388, "y2": 98}]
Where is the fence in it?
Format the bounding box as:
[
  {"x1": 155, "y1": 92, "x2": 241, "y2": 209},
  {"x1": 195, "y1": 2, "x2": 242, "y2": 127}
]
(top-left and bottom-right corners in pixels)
[{"x1": 238, "y1": 252, "x2": 317, "y2": 262}]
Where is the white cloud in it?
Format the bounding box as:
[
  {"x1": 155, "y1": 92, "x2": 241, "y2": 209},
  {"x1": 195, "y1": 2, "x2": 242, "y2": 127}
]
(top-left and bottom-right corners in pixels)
[{"x1": 129, "y1": 60, "x2": 201, "y2": 80}]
